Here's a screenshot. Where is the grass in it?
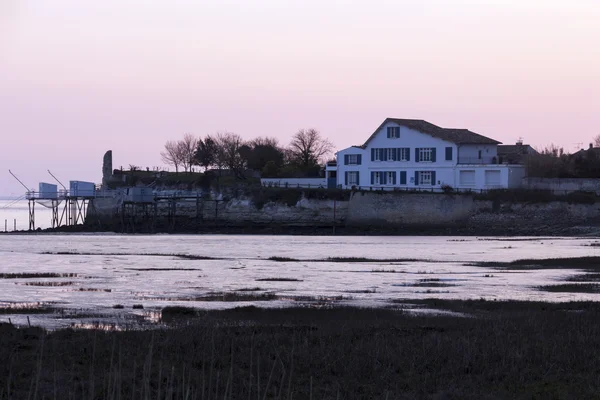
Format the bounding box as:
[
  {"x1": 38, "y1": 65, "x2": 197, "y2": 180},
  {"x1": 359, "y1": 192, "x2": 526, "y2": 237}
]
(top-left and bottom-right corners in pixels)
[
  {"x1": 267, "y1": 256, "x2": 298, "y2": 262},
  {"x1": 370, "y1": 268, "x2": 398, "y2": 273},
  {"x1": 566, "y1": 273, "x2": 600, "y2": 282},
  {"x1": 538, "y1": 284, "x2": 600, "y2": 293},
  {"x1": 256, "y1": 277, "x2": 303, "y2": 282},
  {"x1": 6, "y1": 303, "x2": 600, "y2": 398},
  {"x1": 41, "y1": 251, "x2": 218, "y2": 260},
  {"x1": 411, "y1": 282, "x2": 455, "y2": 288},
  {"x1": 124, "y1": 268, "x2": 202, "y2": 271},
  {"x1": 23, "y1": 281, "x2": 76, "y2": 287},
  {"x1": 0, "y1": 273, "x2": 77, "y2": 279},
  {"x1": 469, "y1": 256, "x2": 600, "y2": 271},
  {"x1": 197, "y1": 292, "x2": 277, "y2": 302}
]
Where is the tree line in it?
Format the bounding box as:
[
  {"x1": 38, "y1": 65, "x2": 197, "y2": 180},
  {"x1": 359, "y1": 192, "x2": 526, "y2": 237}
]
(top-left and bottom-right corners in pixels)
[
  {"x1": 527, "y1": 135, "x2": 600, "y2": 178},
  {"x1": 160, "y1": 129, "x2": 334, "y2": 179}
]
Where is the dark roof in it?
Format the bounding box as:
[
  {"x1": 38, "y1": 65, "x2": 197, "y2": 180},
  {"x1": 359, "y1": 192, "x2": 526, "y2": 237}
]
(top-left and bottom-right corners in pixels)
[
  {"x1": 498, "y1": 144, "x2": 537, "y2": 156},
  {"x1": 362, "y1": 118, "x2": 501, "y2": 147}
]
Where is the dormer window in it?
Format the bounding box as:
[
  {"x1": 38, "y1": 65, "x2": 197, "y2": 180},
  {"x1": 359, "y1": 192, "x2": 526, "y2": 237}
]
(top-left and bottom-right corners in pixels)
[{"x1": 387, "y1": 127, "x2": 400, "y2": 139}]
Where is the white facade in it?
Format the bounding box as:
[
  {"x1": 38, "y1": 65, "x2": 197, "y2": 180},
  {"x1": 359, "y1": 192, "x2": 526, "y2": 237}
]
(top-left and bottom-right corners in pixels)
[{"x1": 337, "y1": 119, "x2": 525, "y2": 191}]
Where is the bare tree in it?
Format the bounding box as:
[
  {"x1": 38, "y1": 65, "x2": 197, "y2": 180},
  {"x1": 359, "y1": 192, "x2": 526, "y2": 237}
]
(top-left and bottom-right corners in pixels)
[
  {"x1": 288, "y1": 128, "x2": 334, "y2": 170},
  {"x1": 215, "y1": 132, "x2": 248, "y2": 179},
  {"x1": 178, "y1": 133, "x2": 199, "y2": 173},
  {"x1": 160, "y1": 140, "x2": 182, "y2": 174},
  {"x1": 593, "y1": 134, "x2": 600, "y2": 148}
]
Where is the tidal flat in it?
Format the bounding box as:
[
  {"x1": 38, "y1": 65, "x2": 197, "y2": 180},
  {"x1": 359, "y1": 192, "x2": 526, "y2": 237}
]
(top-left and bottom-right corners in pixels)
[{"x1": 2, "y1": 235, "x2": 600, "y2": 328}]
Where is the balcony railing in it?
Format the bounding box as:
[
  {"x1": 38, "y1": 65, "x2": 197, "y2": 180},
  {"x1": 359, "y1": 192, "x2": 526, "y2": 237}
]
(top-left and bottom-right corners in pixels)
[{"x1": 457, "y1": 157, "x2": 499, "y2": 165}]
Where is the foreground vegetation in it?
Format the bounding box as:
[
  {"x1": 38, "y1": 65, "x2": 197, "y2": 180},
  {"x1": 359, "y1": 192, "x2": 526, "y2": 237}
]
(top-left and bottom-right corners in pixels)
[{"x1": 3, "y1": 302, "x2": 600, "y2": 399}]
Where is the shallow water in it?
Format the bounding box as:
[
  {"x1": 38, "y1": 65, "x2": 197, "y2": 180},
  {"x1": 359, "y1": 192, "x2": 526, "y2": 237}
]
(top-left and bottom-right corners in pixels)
[{"x1": 0, "y1": 234, "x2": 599, "y2": 329}]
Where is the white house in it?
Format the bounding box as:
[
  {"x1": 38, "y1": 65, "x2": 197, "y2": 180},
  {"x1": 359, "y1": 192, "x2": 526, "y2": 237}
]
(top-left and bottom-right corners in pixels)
[{"x1": 336, "y1": 118, "x2": 526, "y2": 191}]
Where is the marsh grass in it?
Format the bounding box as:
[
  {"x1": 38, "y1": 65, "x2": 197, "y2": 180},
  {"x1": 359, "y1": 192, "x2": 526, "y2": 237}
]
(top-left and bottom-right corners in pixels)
[
  {"x1": 198, "y1": 292, "x2": 277, "y2": 302},
  {"x1": 5, "y1": 303, "x2": 600, "y2": 399},
  {"x1": 23, "y1": 281, "x2": 76, "y2": 287},
  {"x1": 469, "y1": 256, "x2": 600, "y2": 271},
  {"x1": 370, "y1": 268, "x2": 398, "y2": 273},
  {"x1": 412, "y1": 282, "x2": 456, "y2": 288},
  {"x1": 268, "y1": 256, "x2": 426, "y2": 263},
  {"x1": 0, "y1": 305, "x2": 54, "y2": 314},
  {"x1": 256, "y1": 278, "x2": 303, "y2": 282},
  {"x1": 0, "y1": 273, "x2": 77, "y2": 279},
  {"x1": 538, "y1": 284, "x2": 600, "y2": 293},
  {"x1": 267, "y1": 256, "x2": 298, "y2": 262},
  {"x1": 124, "y1": 268, "x2": 202, "y2": 271},
  {"x1": 566, "y1": 273, "x2": 600, "y2": 282},
  {"x1": 41, "y1": 251, "x2": 219, "y2": 260}
]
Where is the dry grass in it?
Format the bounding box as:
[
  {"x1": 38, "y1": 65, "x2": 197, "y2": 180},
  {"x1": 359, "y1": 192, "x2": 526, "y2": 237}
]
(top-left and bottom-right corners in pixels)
[
  {"x1": 4, "y1": 303, "x2": 600, "y2": 399},
  {"x1": 0, "y1": 273, "x2": 77, "y2": 279},
  {"x1": 256, "y1": 278, "x2": 303, "y2": 282},
  {"x1": 470, "y1": 256, "x2": 600, "y2": 271}
]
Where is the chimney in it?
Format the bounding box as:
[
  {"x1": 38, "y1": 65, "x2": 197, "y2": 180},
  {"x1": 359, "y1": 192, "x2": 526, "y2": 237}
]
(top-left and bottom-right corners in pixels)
[{"x1": 590, "y1": 143, "x2": 593, "y2": 149}]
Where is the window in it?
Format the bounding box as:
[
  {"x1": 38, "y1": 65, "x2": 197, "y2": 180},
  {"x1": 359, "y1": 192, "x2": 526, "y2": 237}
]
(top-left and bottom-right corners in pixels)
[
  {"x1": 348, "y1": 154, "x2": 358, "y2": 165},
  {"x1": 373, "y1": 172, "x2": 382, "y2": 185},
  {"x1": 398, "y1": 148, "x2": 410, "y2": 161},
  {"x1": 420, "y1": 171, "x2": 432, "y2": 185},
  {"x1": 387, "y1": 148, "x2": 395, "y2": 161},
  {"x1": 372, "y1": 148, "x2": 381, "y2": 161},
  {"x1": 445, "y1": 147, "x2": 453, "y2": 161},
  {"x1": 419, "y1": 148, "x2": 433, "y2": 162},
  {"x1": 387, "y1": 127, "x2": 400, "y2": 138},
  {"x1": 387, "y1": 172, "x2": 395, "y2": 185},
  {"x1": 348, "y1": 172, "x2": 359, "y2": 186}
]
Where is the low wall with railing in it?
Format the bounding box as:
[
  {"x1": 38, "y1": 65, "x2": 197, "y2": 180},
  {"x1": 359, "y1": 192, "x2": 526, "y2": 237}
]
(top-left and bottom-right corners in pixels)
[{"x1": 260, "y1": 178, "x2": 327, "y2": 188}]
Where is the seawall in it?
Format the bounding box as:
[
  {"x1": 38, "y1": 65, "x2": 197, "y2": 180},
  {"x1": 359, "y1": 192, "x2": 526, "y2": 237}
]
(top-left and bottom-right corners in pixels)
[{"x1": 84, "y1": 191, "x2": 600, "y2": 235}]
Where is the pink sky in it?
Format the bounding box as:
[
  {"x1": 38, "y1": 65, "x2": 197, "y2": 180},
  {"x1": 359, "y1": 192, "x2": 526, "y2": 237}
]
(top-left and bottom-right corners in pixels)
[{"x1": 1, "y1": 0, "x2": 599, "y2": 195}]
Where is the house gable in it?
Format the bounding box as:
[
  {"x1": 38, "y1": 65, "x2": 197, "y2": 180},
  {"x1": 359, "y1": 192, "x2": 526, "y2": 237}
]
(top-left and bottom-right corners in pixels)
[{"x1": 362, "y1": 118, "x2": 501, "y2": 147}]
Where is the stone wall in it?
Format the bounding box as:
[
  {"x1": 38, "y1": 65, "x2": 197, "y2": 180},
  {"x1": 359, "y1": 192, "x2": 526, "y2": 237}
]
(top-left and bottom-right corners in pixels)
[
  {"x1": 86, "y1": 190, "x2": 600, "y2": 235},
  {"x1": 346, "y1": 192, "x2": 476, "y2": 227},
  {"x1": 523, "y1": 178, "x2": 600, "y2": 195}
]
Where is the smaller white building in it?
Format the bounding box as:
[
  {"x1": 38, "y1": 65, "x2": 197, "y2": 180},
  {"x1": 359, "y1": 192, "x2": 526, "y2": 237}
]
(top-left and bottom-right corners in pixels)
[{"x1": 336, "y1": 118, "x2": 526, "y2": 191}]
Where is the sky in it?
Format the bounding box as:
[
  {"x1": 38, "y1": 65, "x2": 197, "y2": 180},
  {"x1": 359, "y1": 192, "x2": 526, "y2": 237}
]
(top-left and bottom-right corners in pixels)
[{"x1": 1, "y1": 0, "x2": 599, "y2": 195}]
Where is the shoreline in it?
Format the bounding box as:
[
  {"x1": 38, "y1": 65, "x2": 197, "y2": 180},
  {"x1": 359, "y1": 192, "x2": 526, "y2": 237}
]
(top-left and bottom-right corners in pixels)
[{"x1": 2, "y1": 222, "x2": 599, "y2": 236}]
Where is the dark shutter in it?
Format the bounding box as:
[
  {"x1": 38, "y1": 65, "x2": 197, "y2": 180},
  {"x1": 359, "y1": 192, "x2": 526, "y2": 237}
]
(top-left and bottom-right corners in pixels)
[
  {"x1": 381, "y1": 149, "x2": 387, "y2": 161},
  {"x1": 431, "y1": 148, "x2": 437, "y2": 162},
  {"x1": 357, "y1": 154, "x2": 362, "y2": 165},
  {"x1": 415, "y1": 171, "x2": 419, "y2": 185},
  {"x1": 400, "y1": 171, "x2": 407, "y2": 185},
  {"x1": 345, "y1": 172, "x2": 348, "y2": 186},
  {"x1": 395, "y1": 128, "x2": 400, "y2": 138},
  {"x1": 356, "y1": 171, "x2": 360, "y2": 186},
  {"x1": 371, "y1": 148, "x2": 375, "y2": 161},
  {"x1": 432, "y1": 171, "x2": 437, "y2": 185},
  {"x1": 415, "y1": 148, "x2": 420, "y2": 162},
  {"x1": 406, "y1": 148, "x2": 411, "y2": 161},
  {"x1": 371, "y1": 172, "x2": 375, "y2": 185},
  {"x1": 344, "y1": 155, "x2": 349, "y2": 165},
  {"x1": 382, "y1": 172, "x2": 387, "y2": 185},
  {"x1": 392, "y1": 172, "x2": 397, "y2": 185},
  {"x1": 445, "y1": 147, "x2": 453, "y2": 161}
]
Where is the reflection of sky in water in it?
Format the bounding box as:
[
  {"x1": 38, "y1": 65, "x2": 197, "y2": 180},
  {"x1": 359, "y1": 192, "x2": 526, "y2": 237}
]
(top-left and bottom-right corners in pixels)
[{"x1": 0, "y1": 234, "x2": 599, "y2": 328}]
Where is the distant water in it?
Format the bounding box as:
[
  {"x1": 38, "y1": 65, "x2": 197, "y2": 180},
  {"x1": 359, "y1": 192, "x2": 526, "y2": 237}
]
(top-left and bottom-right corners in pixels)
[
  {"x1": 0, "y1": 199, "x2": 53, "y2": 231},
  {"x1": 1, "y1": 234, "x2": 600, "y2": 329}
]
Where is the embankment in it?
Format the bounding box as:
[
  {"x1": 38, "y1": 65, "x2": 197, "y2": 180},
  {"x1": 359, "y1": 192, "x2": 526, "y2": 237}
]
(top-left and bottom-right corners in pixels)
[{"x1": 83, "y1": 190, "x2": 600, "y2": 235}]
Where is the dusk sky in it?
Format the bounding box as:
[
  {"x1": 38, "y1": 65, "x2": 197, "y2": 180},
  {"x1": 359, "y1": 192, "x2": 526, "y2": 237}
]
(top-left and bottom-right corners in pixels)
[{"x1": 1, "y1": 0, "x2": 599, "y2": 195}]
